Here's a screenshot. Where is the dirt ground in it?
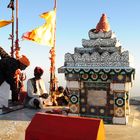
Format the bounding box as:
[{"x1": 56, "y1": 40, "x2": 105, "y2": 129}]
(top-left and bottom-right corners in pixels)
[{"x1": 0, "y1": 105, "x2": 140, "y2": 140}]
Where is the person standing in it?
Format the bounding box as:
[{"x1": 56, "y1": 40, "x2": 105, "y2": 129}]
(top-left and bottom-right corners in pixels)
[{"x1": 0, "y1": 46, "x2": 30, "y2": 103}]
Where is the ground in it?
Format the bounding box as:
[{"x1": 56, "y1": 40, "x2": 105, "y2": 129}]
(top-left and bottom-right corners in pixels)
[{"x1": 0, "y1": 105, "x2": 140, "y2": 140}]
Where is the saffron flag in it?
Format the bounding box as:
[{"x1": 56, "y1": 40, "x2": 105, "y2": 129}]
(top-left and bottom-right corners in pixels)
[
  {"x1": 0, "y1": 20, "x2": 13, "y2": 28},
  {"x1": 22, "y1": 8, "x2": 56, "y2": 47}
]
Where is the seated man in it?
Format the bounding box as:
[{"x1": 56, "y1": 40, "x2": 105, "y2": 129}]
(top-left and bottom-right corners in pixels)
[
  {"x1": 0, "y1": 46, "x2": 30, "y2": 103},
  {"x1": 25, "y1": 66, "x2": 52, "y2": 109},
  {"x1": 52, "y1": 86, "x2": 69, "y2": 106}
]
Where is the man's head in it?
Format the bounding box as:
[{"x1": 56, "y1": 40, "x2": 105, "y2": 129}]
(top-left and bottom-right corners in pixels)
[
  {"x1": 58, "y1": 86, "x2": 64, "y2": 93},
  {"x1": 34, "y1": 66, "x2": 44, "y2": 79},
  {"x1": 18, "y1": 55, "x2": 30, "y2": 70}
]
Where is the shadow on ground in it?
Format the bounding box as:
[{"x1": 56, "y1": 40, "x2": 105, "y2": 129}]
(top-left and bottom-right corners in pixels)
[{"x1": 0, "y1": 108, "x2": 39, "y2": 121}]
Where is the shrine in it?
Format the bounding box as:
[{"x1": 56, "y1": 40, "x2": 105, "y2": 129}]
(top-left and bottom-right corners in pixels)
[{"x1": 59, "y1": 14, "x2": 135, "y2": 124}]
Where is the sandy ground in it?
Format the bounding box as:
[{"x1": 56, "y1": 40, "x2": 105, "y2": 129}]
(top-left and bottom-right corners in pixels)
[
  {"x1": 105, "y1": 105, "x2": 140, "y2": 140},
  {"x1": 0, "y1": 105, "x2": 140, "y2": 140}
]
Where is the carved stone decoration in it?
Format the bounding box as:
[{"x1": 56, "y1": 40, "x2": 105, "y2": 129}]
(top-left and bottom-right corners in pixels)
[
  {"x1": 100, "y1": 47, "x2": 120, "y2": 53},
  {"x1": 73, "y1": 53, "x2": 82, "y2": 62},
  {"x1": 81, "y1": 53, "x2": 90, "y2": 62},
  {"x1": 121, "y1": 51, "x2": 129, "y2": 62},
  {"x1": 75, "y1": 47, "x2": 94, "y2": 54},
  {"x1": 82, "y1": 38, "x2": 117, "y2": 47},
  {"x1": 100, "y1": 51, "x2": 110, "y2": 61},
  {"x1": 88, "y1": 30, "x2": 115, "y2": 39},
  {"x1": 121, "y1": 62, "x2": 129, "y2": 67},
  {"x1": 110, "y1": 52, "x2": 120, "y2": 61},
  {"x1": 65, "y1": 53, "x2": 74, "y2": 62},
  {"x1": 75, "y1": 46, "x2": 120, "y2": 54},
  {"x1": 91, "y1": 52, "x2": 100, "y2": 62}
]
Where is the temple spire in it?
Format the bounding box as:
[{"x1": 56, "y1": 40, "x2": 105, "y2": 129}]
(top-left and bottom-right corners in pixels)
[{"x1": 96, "y1": 13, "x2": 110, "y2": 32}]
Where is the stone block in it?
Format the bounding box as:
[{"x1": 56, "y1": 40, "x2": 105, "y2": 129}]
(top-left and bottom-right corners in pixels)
[
  {"x1": 113, "y1": 117, "x2": 128, "y2": 124},
  {"x1": 88, "y1": 30, "x2": 115, "y2": 39},
  {"x1": 66, "y1": 81, "x2": 80, "y2": 89}
]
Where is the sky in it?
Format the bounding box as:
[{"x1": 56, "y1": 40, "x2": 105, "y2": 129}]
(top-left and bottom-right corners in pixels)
[{"x1": 0, "y1": 0, "x2": 140, "y2": 97}]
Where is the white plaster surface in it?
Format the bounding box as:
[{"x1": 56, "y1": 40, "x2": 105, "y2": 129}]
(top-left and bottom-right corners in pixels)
[{"x1": 0, "y1": 82, "x2": 11, "y2": 108}]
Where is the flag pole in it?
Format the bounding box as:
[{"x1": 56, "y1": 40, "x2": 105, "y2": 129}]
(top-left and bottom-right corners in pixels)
[
  {"x1": 15, "y1": 0, "x2": 20, "y2": 58},
  {"x1": 7, "y1": 0, "x2": 15, "y2": 58},
  {"x1": 49, "y1": 0, "x2": 57, "y2": 94},
  {"x1": 11, "y1": 7, "x2": 14, "y2": 57}
]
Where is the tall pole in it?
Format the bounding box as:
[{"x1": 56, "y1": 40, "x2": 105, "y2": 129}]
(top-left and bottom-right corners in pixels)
[
  {"x1": 7, "y1": 0, "x2": 15, "y2": 57},
  {"x1": 11, "y1": 9, "x2": 14, "y2": 57},
  {"x1": 15, "y1": 0, "x2": 20, "y2": 58},
  {"x1": 50, "y1": 0, "x2": 57, "y2": 94}
]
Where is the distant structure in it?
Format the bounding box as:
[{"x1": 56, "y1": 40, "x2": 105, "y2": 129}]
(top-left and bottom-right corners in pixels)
[{"x1": 58, "y1": 14, "x2": 135, "y2": 124}]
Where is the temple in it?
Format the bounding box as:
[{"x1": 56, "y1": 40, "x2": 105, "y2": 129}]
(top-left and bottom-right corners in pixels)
[{"x1": 58, "y1": 13, "x2": 135, "y2": 124}]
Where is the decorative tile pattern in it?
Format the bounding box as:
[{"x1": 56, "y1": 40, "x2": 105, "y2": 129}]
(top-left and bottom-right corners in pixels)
[
  {"x1": 68, "y1": 89, "x2": 80, "y2": 114},
  {"x1": 91, "y1": 74, "x2": 98, "y2": 80},
  {"x1": 80, "y1": 105, "x2": 87, "y2": 114},
  {"x1": 69, "y1": 104, "x2": 79, "y2": 114},
  {"x1": 114, "y1": 107, "x2": 125, "y2": 117},
  {"x1": 114, "y1": 74, "x2": 126, "y2": 82},
  {"x1": 98, "y1": 107, "x2": 106, "y2": 116},
  {"x1": 115, "y1": 97, "x2": 125, "y2": 107},
  {"x1": 63, "y1": 69, "x2": 135, "y2": 86},
  {"x1": 80, "y1": 97, "x2": 87, "y2": 105},
  {"x1": 114, "y1": 92, "x2": 126, "y2": 117},
  {"x1": 70, "y1": 94, "x2": 79, "y2": 104},
  {"x1": 100, "y1": 74, "x2": 108, "y2": 81}
]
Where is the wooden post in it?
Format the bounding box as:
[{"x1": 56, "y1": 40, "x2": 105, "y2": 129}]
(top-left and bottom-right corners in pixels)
[
  {"x1": 15, "y1": 0, "x2": 20, "y2": 59},
  {"x1": 7, "y1": 0, "x2": 15, "y2": 57},
  {"x1": 49, "y1": 0, "x2": 57, "y2": 94},
  {"x1": 11, "y1": 9, "x2": 14, "y2": 57}
]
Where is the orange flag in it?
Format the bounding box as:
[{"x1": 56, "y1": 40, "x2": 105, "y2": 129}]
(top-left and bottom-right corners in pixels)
[
  {"x1": 0, "y1": 20, "x2": 13, "y2": 28},
  {"x1": 22, "y1": 8, "x2": 56, "y2": 47}
]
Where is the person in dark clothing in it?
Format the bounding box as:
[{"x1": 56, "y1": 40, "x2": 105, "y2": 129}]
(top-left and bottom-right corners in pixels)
[
  {"x1": 0, "y1": 46, "x2": 30, "y2": 103},
  {"x1": 52, "y1": 86, "x2": 69, "y2": 106}
]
